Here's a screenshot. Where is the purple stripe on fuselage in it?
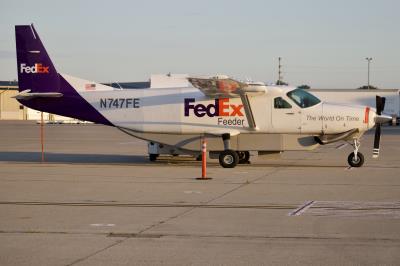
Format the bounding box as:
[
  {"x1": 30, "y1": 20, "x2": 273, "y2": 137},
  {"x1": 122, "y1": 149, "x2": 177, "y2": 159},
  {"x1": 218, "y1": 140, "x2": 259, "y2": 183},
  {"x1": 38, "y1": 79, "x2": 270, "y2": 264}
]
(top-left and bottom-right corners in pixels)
[{"x1": 18, "y1": 75, "x2": 113, "y2": 126}]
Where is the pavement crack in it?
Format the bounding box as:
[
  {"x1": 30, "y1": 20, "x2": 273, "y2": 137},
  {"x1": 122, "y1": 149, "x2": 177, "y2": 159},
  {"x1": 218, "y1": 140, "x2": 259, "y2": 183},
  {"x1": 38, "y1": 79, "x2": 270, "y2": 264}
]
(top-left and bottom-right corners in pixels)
[
  {"x1": 203, "y1": 168, "x2": 280, "y2": 205},
  {"x1": 65, "y1": 238, "x2": 127, "y2": 266},
  {"x1": 133, "y1": 168, "x2": 281, "y2": 237},
  {"x1": 0, "y1": 201, "x2": 296, "y2": 209}
]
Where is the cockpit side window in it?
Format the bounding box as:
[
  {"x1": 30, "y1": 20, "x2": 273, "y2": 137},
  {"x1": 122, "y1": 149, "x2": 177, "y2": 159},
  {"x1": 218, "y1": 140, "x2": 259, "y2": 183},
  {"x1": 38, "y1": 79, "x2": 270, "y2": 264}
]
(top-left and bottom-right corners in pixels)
[
  {"x1": 287, "y1": 88, "x2": 321, "y2": 108},
  {"x1": 274, "y1": 97, "x2": 292, "y2": 109}
]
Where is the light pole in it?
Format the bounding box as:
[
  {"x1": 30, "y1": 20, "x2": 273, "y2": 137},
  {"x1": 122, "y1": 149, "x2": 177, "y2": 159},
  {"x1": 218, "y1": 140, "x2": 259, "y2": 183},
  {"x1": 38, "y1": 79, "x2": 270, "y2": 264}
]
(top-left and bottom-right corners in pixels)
[
  {"x1": 366, "y1": 57, "x2": 372, "y2": 90},
  {"x1": 278, "y1": 57, "x2": 282, "y2": 85}
]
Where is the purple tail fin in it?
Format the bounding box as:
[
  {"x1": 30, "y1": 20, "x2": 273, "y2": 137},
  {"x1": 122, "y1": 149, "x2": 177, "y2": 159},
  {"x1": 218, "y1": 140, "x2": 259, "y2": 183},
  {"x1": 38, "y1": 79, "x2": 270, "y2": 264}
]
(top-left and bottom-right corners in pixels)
[
  {"x1": 14, "y1": 24, "x2": 112, "y2": 126},
  {"x1": 15, "y1": 24, "x2": 59, "y2": 93}
]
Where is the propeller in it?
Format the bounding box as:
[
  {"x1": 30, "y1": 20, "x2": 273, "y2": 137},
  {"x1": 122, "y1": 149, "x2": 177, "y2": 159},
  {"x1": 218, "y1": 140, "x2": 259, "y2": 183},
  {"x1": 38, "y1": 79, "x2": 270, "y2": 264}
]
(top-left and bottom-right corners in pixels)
[{"x1": 373, "y1": 95, "x2": 390, "y2": 158}]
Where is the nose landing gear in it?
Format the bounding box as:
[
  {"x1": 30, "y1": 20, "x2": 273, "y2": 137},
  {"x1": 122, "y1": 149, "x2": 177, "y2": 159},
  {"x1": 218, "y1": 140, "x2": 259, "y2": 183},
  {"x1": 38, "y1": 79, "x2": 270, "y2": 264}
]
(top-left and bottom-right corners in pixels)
[{"x1": 347, "y1": 139, "x2": 364, "y2": 167}]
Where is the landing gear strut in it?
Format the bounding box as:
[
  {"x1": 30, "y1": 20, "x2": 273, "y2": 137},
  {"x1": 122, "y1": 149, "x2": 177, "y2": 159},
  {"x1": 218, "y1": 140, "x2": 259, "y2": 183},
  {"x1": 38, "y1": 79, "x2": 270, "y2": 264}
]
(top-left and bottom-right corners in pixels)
[{"x1": 347, "y1": 139, "x2": 364, "y2": 167}]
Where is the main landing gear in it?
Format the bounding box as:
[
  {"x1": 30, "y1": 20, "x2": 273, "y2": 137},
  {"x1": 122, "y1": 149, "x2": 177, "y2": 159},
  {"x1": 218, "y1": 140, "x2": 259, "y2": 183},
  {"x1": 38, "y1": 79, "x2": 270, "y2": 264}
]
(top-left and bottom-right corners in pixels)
[
  {"x1": 218, "y1": 134, "x2": 250, "y2": 168},
  {"x1": 219, "y1": 150, "x2": 239, "y2": 168},
  {"x1": 238, "y1": 151, "x2": 251, "y2": 164},
  {"x1": 347, "y1": 139, "x2": 364, "y2": 167}
]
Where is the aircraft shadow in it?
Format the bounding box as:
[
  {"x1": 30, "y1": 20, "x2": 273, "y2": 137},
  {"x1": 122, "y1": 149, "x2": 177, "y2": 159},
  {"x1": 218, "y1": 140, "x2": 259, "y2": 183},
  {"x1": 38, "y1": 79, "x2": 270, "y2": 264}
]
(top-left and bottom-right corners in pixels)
[
  {"x1": 0, "y1": 151, "x2": 347, "y2": 168},
  {"x1": 0, "y1": 151, "x2": 149, "y2": 164}
]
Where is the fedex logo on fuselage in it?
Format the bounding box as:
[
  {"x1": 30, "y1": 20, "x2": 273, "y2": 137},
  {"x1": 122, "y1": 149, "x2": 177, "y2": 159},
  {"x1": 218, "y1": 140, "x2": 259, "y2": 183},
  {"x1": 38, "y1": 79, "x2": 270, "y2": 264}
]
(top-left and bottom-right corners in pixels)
[
  {"x1": 20, "y1": 63, "x2": 49, "y2": 74},
  {"x1": 184, "y1": 98, "x2": 244, "y2": 117}
]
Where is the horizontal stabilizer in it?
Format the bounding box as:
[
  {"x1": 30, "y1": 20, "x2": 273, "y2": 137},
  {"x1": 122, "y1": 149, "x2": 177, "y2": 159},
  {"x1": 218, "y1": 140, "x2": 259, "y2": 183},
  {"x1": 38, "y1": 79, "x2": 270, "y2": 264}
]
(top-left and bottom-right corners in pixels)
[{"x1": 13, "y1": 89, "x2": 63, "y2": 100}]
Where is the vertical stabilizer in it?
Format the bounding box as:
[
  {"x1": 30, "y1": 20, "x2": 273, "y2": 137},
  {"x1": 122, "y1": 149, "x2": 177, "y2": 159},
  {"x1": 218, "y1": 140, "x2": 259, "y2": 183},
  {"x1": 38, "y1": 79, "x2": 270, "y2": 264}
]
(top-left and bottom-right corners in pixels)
[{"x1": 15, "y1": 24, "x2": 59, "y2": 92}]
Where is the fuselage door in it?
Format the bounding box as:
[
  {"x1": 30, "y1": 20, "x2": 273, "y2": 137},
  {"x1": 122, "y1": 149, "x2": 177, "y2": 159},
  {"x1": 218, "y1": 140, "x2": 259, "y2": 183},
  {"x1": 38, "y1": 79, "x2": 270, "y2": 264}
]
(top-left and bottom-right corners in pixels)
[
  {"x1": 285, "y1": 88, "x2": 323, "y2": 134},
  {"x1": 271, "y1": 96, "x2": 301, "y2": 133}
]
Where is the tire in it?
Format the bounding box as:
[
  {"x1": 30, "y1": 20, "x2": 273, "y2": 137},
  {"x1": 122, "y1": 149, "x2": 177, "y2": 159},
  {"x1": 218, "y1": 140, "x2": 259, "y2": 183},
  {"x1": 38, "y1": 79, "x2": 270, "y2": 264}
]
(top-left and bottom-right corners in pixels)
[
  {"x1": 347, "y1": 152, "x2": 364, "y2": 167},
  {"x1": 238, "y1": 151, "x2": 250, "y2": 164},
  {"x1": 219, "y1": 150, "x2": 239, "y2": 168},
  {"x1": 149, "y1": 154, "x2": 158, "y2": 162}
]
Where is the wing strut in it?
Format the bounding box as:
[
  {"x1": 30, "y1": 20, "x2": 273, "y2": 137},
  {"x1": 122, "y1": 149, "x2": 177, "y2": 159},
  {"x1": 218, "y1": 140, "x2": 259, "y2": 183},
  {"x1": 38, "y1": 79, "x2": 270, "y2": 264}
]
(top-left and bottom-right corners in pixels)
[{"x1": 239, "y1": 93, "x2": 258, "y2": 130}]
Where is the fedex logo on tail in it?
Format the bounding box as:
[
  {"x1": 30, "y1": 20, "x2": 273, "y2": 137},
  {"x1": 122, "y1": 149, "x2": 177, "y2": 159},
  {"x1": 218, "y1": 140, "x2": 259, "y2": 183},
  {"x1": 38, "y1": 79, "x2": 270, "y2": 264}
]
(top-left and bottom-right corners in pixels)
[
  {"x1": 20, "y1": 63, "x2": 49, "y2": 74},
  {"x1": 184, "y1": 98, "x2": 243, "y2": 117}
]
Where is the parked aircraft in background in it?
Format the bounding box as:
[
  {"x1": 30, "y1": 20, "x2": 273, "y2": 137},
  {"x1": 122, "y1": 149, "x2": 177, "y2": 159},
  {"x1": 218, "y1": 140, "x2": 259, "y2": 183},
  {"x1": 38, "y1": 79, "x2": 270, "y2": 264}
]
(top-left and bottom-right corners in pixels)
[{"x1": 14, "y1": 24, "x2": 392, "y2": 168}]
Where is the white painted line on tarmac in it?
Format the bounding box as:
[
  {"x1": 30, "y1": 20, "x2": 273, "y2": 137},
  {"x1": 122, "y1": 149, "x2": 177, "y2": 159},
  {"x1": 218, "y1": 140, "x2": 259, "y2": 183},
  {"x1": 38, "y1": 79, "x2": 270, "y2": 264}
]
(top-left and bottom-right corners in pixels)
[
  {"x1": 302, "y1": 201, "x2": 400, "y2": 219},
  {"x1": 184, "y1": 190, "x2": 202, "y2": 194},
  {"x1": 288, "y1": 200, "x2": 315, "y2": 216},
  {"x1": 118, "y1": 141, "x2": 140, "y2": 145},
  {"x1": 90, "y1": 223, "x2": 115, "y2": 227}
]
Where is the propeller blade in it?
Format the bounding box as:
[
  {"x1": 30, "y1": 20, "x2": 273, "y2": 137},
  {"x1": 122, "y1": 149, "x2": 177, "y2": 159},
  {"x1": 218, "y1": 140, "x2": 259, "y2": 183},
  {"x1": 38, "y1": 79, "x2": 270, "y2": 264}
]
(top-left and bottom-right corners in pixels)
[
  {"x1": 373, "y1": 123, "x2": 381, "y2": 158},
  {"x1": 376, "y1": 96, "x2": 386, "y2": 115},
  {"x1": 373, "y1": 96, "x2": 387, "y2": 158}
]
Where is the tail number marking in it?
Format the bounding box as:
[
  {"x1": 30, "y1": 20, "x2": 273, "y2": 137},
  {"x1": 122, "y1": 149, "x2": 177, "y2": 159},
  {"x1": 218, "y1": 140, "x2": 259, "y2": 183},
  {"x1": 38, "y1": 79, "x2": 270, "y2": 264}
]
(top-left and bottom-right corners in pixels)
[{"x1": 100, "y1": 98, "x2": 140, "y2": 109}]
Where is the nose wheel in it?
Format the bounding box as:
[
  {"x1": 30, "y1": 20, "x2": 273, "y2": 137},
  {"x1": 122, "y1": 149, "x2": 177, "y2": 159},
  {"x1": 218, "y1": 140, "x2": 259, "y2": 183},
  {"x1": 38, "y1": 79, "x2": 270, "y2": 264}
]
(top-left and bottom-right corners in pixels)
[{"x1": 347, "y1": 139, "x2": 364, "y2": 167}]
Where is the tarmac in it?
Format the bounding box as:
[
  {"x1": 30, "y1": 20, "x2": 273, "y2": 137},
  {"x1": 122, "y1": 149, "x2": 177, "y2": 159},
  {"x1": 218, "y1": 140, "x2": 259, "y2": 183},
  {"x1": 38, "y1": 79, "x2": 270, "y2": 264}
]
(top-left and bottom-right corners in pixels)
[{"x1": 0, "y1": 121, "x2": 399, "y2": 266}]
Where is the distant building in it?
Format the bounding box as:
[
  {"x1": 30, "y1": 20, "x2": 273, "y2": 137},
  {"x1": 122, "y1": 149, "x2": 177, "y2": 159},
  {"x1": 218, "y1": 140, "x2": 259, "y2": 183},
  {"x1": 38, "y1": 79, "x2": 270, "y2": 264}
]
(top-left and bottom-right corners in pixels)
[
  {"x1": 0, "y1": 81, "x2": 80, "y2": 122},
  {"x1": 0, "y1": 81, "x2": 25, "y2": 120}
]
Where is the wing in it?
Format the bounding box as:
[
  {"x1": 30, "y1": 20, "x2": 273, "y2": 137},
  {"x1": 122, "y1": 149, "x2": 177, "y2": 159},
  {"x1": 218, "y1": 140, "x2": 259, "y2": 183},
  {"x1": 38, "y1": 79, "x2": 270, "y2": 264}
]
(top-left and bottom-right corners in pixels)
[
  {"x1": 188, "y1": 76, "x2": 266, "y2": 130},
  {"x1": 188, "y1": 76, "x2": 265, "y2": 98}
]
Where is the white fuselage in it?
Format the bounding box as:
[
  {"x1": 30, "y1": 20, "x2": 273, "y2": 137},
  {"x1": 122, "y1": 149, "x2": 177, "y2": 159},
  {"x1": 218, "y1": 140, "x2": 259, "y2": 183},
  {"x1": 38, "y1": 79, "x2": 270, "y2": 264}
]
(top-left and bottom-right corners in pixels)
[{"x1": 65, "y1": 73, "x2": 375, "y2": 137}]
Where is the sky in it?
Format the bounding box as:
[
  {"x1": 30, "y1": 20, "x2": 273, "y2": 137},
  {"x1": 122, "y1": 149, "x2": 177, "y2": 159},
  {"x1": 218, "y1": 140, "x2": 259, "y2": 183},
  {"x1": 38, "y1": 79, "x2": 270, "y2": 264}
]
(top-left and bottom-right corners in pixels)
[{"x1": 0, "y1": 0, "x2": 399, "y2": 88}]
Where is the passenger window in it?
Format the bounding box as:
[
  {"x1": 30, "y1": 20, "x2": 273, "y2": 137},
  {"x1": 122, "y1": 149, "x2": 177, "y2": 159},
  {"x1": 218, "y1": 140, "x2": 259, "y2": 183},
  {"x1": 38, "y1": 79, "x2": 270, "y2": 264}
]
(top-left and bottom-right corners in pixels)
[{"x1": 274, "y1": 97, "x2": 292, "y2": 109}]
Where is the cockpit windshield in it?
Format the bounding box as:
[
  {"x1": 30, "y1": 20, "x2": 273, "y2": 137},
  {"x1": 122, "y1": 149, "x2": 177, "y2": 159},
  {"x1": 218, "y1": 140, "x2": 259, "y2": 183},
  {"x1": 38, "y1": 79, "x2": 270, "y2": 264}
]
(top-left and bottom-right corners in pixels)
[{"x1": 287, "y1": 88, "x2": 321, "y2": 108}]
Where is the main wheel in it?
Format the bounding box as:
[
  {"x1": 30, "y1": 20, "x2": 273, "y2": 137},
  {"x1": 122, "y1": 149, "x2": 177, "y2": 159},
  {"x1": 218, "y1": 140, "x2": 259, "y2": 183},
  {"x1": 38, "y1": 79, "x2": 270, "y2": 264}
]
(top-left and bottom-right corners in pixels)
[
  {"x1": 347, "y1": 152, "x2": 364, "y2": 167},
  {"x1": 149, "y1": 154, "x2": 159, "y2": 162},
  {"x1": 219, "y1": 150, "x2": 239, "y2": 168},
  {"x1": 238, "y1": 151, "x2": 250, "y2": 164}
]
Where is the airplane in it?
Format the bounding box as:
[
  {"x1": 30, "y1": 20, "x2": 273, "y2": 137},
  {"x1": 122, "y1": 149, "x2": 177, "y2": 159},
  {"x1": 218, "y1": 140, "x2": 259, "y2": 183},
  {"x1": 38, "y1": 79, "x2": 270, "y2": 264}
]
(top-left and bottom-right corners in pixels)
[{"x1": 14, "y1": 24, "x2": 392, "y2": 168}]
